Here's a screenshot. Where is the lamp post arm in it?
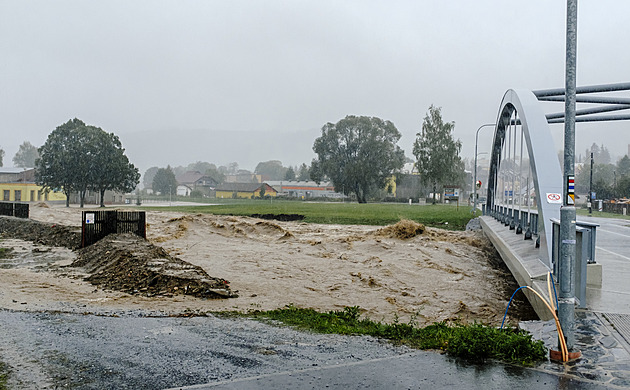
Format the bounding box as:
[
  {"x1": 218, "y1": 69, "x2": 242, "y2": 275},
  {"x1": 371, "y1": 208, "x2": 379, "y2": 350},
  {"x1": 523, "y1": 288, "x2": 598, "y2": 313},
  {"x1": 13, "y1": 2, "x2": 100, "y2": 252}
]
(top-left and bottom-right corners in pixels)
[{"x1": 473, "y1": 124, "x2": 496, "y2": 214}]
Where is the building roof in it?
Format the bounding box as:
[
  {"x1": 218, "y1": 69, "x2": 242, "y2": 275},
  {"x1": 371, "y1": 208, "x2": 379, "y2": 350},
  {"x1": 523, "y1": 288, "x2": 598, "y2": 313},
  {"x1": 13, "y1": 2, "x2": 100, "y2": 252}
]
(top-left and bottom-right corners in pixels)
[
  {"x1": 216, "y1": 182, "x2": 263, "y2": 192},
  {"x1": 265, "y1": 181, "x2": 334, "y2": 190},
  {"x1": 176, "y1": 171, "x2": 204, "y2": 185},
  {"x1": 0, "y1": 167, "x2": 33, "y2": 174}
]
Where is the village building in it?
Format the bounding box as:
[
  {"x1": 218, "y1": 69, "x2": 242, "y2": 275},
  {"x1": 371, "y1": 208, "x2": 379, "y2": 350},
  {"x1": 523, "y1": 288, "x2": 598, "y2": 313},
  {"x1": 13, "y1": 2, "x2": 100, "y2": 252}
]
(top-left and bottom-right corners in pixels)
[
  {"x1": 215, "y1": 182, "x2": 277, "y2": 199},
  {"x1": 265, "y1": 181, "x2": 340, "y2": 199},
  {"x1": 175, "y1": 171, "x2": 219, "y2": 197},
  {"x1": 0, "y1": 168, "x2": 66, "y2": 203}
]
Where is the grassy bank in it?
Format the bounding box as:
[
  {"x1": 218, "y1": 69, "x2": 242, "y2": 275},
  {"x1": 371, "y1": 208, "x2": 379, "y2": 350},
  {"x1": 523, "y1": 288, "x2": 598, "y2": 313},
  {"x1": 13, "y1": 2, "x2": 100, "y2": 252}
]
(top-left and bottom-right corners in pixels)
[
  {"x1": 142, "y1": 200, "x2": 474, "y2": 230},
  {"x1": 235, "y1": 306, "x2": 546, "y2": 365}
]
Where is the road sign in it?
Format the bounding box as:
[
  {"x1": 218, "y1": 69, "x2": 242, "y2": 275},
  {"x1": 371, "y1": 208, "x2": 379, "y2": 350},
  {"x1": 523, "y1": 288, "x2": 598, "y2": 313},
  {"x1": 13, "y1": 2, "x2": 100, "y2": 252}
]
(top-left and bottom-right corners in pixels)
[{"x1": 546, "y1": 193, "x2": 562, "y2": 204}]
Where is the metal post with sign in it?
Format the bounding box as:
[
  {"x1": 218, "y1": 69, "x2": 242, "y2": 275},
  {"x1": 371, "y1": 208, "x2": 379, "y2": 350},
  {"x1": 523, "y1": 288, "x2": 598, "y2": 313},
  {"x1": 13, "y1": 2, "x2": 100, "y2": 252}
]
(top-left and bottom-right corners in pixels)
[{"x1": 559, "y1": 0, "x2": 578, "y2": 354}]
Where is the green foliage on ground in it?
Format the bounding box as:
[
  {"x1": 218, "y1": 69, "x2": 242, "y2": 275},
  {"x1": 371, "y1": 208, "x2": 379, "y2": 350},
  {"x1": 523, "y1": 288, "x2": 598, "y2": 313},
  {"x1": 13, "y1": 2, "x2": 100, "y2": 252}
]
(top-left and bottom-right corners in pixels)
[
  {"x1": 0, "y1": 361, "x2": 9, "y2": 390},
  {"x1": 141, "y1": 200, "x2": 473, "y2": 230},
  {"x1": 238, "y1": 305, "x2": 547, "y2": 365}
]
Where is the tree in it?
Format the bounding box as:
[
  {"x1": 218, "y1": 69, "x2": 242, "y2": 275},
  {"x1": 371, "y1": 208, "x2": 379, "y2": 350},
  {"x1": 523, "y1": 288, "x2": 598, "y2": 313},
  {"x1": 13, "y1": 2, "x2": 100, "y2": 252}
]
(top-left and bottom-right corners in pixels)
[
  {"x1": 312, "y1": 115, "x2": 405, "y2": 203},
  {"x1": 152, "y1": 166, "x2": 177, "y2": 196},
  {"x1": 297, "y1": 163, "x2": 310, "y2": 181},
  {"x1": 255, "y1": 160, "x2": 288, "y2": 180},
  {"x1": 617, "y1": 155, "x2": 630, "y2": 178},
  {"x1": 284, "y1": 166, "x2": 296, "y2": 181},
  {"x1": 88, "y1": 130, "x2": 140, "y2": 207},
  {"x1": 413, "y1": 105, "x2": 464, "y2": 204},
  {"x1": 0, "y1": 146, "x2": 4, "y2": 167},
  {"x1": 13, "y1": 141, "x2": 40, "y2": 168},
  {"x1": 35, "y1": 118, "x2": 85, "y2": 207},
  {"x1": 35, "y1": 118, "x2": 140, "y2": 207},
  {"x1": 143, "y1": 167, "x2": 160, "y2": 190}
]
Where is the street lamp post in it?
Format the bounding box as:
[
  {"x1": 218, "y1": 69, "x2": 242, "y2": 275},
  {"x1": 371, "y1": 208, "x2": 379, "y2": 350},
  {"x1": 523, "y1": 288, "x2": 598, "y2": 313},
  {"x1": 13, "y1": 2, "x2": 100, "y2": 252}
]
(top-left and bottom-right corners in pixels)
[{"x1": 473, "y1": 124, "x2": 496, "y2": 215}]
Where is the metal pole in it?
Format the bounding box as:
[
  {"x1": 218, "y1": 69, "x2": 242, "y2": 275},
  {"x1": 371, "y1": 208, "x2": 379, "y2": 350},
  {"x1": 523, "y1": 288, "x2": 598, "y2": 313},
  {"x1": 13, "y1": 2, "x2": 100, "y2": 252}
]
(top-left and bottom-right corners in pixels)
[
  {"x1": 559, "y1": 0, "x2": 578, "y2": 352},
  {"x1": 473, "y1": 124, "x2": 495, "y2": 215},
  {"x1": 589, "y1": 152, "x2": 593, "y2": 214}
]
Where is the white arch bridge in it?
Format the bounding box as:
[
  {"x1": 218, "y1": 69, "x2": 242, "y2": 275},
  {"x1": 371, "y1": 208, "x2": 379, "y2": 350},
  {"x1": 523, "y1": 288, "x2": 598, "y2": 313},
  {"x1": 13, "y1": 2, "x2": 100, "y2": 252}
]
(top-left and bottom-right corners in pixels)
[{"x1": 480, "y1": 82, "x2": 630, "y2": 319}]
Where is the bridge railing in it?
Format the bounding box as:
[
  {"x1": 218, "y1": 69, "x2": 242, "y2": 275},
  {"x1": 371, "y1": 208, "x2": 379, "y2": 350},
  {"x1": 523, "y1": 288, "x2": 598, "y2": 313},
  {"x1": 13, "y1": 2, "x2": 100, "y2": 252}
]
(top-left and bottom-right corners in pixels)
[
  {"x1": 485, "y1": 203, "x2": 538, "y2": 239},
  {"x1": 550, "y1": 218, "x2": 599, "y2": 309}
]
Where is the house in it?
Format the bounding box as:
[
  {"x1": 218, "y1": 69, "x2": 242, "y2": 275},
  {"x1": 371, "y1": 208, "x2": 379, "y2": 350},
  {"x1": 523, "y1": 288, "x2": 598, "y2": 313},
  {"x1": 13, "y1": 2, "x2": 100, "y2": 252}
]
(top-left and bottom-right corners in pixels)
[
  {"x1": 177, "y1": 185, "x2": 193, "y2": 197},
  {"x1": 68, "y1": 190, "x2": 129, "y2": 205},
  {"x1": 265, "y1": 181, "x2": 339, "y2": 199},
  {"x1": 215, "y1": 183, "x2": 277, "y2": 199},
  {"x1": 0, "y1": 168, "x2": 66, "y2": 203},
  {"x1": 176, "y1": 171, "x2": 219, "y2": 197}
]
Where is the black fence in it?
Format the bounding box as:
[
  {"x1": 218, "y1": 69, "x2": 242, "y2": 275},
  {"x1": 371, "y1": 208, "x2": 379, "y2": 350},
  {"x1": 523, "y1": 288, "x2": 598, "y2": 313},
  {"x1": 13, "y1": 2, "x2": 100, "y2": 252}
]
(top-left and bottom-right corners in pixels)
[
  {"x1": 82, "y1": 210, "x2": 146, "y2": 247},
  {"x1": 0, "y1": 202, "x2": 29, "y2": 218}
]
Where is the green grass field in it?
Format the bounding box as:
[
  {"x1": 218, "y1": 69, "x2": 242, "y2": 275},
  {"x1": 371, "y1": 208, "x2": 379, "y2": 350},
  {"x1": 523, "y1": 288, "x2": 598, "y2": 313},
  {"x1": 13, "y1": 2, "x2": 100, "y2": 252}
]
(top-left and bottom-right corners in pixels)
[
  {"x1": 576, "y1": 207, "x2": 630, "y2": 220},
  {"x1": 142, "y1": 200, "x2": 475, "y2": 230}
]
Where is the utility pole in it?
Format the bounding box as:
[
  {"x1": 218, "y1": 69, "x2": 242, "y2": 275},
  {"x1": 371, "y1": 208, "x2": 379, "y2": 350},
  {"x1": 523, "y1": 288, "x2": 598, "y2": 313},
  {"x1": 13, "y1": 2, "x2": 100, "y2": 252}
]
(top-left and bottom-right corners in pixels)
[
  {"x1": 589, "y1": 152, "x2": 593, "y2": 214},
  {"x1": 559, "y1": 0, "x2": 578, "y2": 352}
]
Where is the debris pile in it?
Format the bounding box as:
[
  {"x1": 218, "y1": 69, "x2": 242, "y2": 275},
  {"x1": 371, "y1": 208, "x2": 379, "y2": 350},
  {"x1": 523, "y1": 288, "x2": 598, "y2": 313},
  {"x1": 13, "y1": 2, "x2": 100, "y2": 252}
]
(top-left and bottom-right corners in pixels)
[
  {"x1": 73, "y1": 233, "x2": 236, "y2": 299},
  {"x1": 0, "y1": 216, "x2": 81, "y2": 249},
  {"x1": 375, "y1": 219, "x2": 426, "y2": 239}
]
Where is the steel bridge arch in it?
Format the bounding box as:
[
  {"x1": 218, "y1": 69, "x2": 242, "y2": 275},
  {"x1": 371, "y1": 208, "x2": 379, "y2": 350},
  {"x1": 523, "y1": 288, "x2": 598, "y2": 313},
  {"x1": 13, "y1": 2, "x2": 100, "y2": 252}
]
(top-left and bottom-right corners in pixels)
[{"x1": 487, "y1": 89, "x2": 562, "y2": 266}]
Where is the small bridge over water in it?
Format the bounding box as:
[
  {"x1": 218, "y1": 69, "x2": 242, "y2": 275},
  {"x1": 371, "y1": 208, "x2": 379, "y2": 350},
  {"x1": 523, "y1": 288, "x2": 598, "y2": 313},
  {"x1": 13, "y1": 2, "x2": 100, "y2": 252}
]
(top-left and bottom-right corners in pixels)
[{"x1": 478, "y1": 83, "x2": 630, "y2": 347}]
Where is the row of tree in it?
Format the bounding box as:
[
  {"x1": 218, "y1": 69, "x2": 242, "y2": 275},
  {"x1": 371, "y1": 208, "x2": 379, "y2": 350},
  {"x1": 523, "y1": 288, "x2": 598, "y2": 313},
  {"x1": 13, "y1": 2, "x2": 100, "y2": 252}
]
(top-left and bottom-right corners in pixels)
[
  {"x1": 575, "y1": 144, "x2": 630, "y2": 199},
  {"x1": 0, "y1": 141, "x2": 40, "y2": 168},
  {"x1": 310, "y1": 105, "x2": 464, "y2": 203},
  {"x1": 35, "y1": 119, "x2": 140, "y2": 207}
]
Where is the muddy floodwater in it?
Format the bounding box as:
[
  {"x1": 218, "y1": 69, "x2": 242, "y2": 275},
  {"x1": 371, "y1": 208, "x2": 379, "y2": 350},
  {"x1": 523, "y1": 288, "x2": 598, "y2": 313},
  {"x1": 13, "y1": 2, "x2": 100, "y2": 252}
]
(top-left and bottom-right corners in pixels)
[{"x1": 0, "y1": 205, "x2": 537, "y2": 388}]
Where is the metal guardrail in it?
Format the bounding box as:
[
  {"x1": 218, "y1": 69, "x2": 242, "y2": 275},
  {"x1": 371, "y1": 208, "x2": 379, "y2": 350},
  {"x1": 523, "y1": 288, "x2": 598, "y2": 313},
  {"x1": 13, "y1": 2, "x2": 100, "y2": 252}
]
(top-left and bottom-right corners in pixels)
[{"x1": 550, "y1": 218, "x2": 599, "y2": 309}]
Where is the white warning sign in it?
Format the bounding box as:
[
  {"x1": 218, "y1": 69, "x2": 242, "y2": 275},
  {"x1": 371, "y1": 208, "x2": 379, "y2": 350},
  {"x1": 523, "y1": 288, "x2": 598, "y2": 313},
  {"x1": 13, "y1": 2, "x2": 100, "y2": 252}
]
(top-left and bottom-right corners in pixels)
[
  {"x1": 546, "y1": 193, "x2": 562, "y2": 204},
  {"x1": 85, "y1": 213, "x2": 95, "y2": 224}
]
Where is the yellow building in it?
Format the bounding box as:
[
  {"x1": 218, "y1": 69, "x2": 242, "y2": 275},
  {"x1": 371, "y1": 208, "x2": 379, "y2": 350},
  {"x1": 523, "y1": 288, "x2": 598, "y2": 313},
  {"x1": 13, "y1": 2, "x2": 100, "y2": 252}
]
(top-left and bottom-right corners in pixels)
[
  {"x1": 215, "y1": 183, "x2": 277, "y2": 199},
  {"x1": 0, "y1": 168, "x2": 66, "y2": 203}
]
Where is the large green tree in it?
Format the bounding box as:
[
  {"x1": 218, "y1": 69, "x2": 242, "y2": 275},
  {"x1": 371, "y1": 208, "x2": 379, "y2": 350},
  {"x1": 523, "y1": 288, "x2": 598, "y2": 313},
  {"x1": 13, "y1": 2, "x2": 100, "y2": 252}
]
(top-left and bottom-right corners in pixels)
[
  {"x1": 413, "y1": 105, "x2": 464, "y2": 204},
  {"x1": 311, "y1": 115, "x2": 405, "y2": 203},
  {"x1": 35, "y1": 118, "x2": 139, "y2": 207},
  {"x1": 89, "y1": 130, "x2": 140, "y2": 207},
  {"x1": 13, "y1": 141, "x2": 40, "y2": 168},
  {"x1": 36, "y1": 119, "x2": 85, "y2": 207},
  {"x1": 255, "y1": 160, "x2": 288, "y2": 180},
  {"x1": 152, "y1": 166, "x2": 177, "y2": 196}
]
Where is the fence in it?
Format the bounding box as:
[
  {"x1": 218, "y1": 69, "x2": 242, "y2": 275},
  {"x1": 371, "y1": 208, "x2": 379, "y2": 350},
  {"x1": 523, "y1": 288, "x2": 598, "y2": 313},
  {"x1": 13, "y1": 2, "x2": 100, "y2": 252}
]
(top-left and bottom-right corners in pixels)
[
  {"x1": 0, "y1": 202, "x2": 29, "y2": 218},
  {"x1": 603, "y1": 202, "x2": 629, "y2": 216},
  {"x1": 81, "y1": 210, "x2": 146, "y2": 247}
]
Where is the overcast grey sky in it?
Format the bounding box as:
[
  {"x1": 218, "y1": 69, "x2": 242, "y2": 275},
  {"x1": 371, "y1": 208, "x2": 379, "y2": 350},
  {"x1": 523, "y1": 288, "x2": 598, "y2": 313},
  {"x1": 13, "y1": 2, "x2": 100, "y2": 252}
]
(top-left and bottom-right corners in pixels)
[{"x1": 2, "y1": 1, "x2": 630, "y2": 174}]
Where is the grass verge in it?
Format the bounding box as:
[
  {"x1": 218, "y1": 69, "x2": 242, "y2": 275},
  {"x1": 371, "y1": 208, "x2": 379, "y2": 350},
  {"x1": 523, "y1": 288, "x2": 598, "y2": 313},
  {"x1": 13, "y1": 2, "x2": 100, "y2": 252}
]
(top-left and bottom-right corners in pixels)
[
  {"x1": 576, "y1": 208, "x2": 630, "y2": 220},
  {"x1": 230, "y1": 305, "x2": 547, "y2": 366},
  {"x1": 141, "y1": 200, "x2": 474, "y2": 230}
]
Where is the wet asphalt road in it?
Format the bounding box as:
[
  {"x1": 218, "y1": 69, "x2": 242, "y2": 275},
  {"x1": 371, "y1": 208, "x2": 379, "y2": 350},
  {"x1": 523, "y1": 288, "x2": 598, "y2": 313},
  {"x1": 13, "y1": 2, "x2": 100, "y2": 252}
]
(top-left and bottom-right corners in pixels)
[{"x1": 0, "y1": 309, "x2": 616, "y2": 389}]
